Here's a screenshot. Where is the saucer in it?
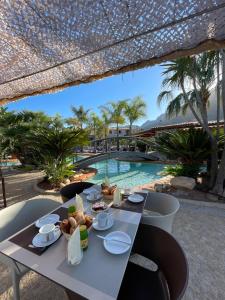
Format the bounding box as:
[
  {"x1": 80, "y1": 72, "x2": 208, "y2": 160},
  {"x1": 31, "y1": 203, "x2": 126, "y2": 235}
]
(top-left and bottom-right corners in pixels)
[
  {"x1": 32, "y1": 230, "x2": 61, "y2": 247},
  {"x1": 93, "y1": 216, "x2": 114, "y2": 231},
  {"x1": 35, "y1": 214, "x2": 60, "y2": 228},
  {"x1": 83, "y1": 187, "x2": 99, "y2": 195},
  {"x1": 128, "y1": 194, "x2": 144, "y2": 203},
  {"x1": 86, "y1": 193, "x2": 102, "y2": 202}
]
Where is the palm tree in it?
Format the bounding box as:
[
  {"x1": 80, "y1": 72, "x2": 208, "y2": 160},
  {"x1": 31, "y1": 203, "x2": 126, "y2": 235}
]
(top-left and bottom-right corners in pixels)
[
  {"x1": 158, "y1": 53, "x2": 218, "y2": 188},
  {"x1": 99, "y1": 109, "x2": 111, "y2": 151},
  {"x1": 67, "y1": 105, "x2": 90, "y2": 129},
  {"x1": 101, "y1": 110, "x2": 110, "y2": 138},
  {"x1": 27, "y1": 127, "x2": 88, "y2": 186},
  {"x1": 101, "y1": 100, "x2": 127, "y2": 151},
  {"x1": 154, "y1": 128, "x2": 211, "y2": 164},
  {"x1": 88, "y1": 113, "x2": 103, "y2": 152},
  {"x1": 212, "y1": 49, "x2": 225, "y2": 196},
  {"x1": 124, "y1": 96, "x2": 146, "y2": 135}
]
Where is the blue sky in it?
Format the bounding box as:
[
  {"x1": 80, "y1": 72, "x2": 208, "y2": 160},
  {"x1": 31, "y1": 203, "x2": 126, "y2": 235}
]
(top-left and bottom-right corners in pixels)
[{"x1": 6, "y1": 65, "x2": 167, "y2": 126}]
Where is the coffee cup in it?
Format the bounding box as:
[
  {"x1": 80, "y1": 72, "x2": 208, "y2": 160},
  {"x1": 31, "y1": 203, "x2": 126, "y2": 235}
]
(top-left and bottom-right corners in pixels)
[
  {"x1": 97, "y1": 212, "x2": 109, "y2": 228},
  {"x1": 124, "y1": 188, "x2": 131, "y2": 195},
  {"x1": 39, "y1": 224, "x2": 60, "y2": 242},
  {"x1": 89, "y1": 192, "x2": 95, "y2": 200}
]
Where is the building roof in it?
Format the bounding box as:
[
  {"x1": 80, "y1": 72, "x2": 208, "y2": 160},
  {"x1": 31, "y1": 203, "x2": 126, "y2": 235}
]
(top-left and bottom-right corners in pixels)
[
  {"x1": 0, "y1": 1, "x2": 225, "y2": 105},
  {"x1": 136, "y1": 120, "x2": 225, "y2": 137}
]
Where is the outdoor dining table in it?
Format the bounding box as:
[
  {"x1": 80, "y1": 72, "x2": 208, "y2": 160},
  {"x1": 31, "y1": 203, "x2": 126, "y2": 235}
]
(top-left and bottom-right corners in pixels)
[{"x1": 0, "y1": 188, "x2": 147, "y2": 300}]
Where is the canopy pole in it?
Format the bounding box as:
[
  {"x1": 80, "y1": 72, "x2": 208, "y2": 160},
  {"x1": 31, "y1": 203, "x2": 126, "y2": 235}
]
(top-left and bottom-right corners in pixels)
[{"x1": 0, "y1": 167, "x2": 7, "y2": 208}]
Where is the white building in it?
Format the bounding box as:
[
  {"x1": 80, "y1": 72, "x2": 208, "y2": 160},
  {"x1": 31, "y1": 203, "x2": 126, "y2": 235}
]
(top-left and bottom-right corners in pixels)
[{"x1": 108, "y1": 125, "x2": 140, "y2": 137}]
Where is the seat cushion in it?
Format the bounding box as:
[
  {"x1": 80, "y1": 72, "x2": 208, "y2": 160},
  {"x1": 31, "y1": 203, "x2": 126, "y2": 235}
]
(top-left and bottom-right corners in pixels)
[{"x1": 118, "y1": 261, "x2": 170, "y2": 300}]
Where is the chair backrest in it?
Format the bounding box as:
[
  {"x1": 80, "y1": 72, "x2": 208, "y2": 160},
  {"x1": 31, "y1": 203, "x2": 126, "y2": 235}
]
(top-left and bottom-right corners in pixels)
[
  {"x1": 142, "y1": 192, "x2": 180, "y2": 233},
  {"x1": 133, "y1": 223, "x2": 188, "y2": 300},
  {"x1": 145, "y1": 192, "x2": 180, "y2": 215},
  {"x1": 0, "y1": 198, "x2": 60, "y2": 242},
  {"x1": 60, "y1": 182, "x2": 94, "y2": 202}
]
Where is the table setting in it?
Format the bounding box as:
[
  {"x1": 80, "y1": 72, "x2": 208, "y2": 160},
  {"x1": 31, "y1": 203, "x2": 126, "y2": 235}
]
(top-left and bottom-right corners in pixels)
[{"x1": 1, "y1": 179, "x2": 147, "y2": 300}]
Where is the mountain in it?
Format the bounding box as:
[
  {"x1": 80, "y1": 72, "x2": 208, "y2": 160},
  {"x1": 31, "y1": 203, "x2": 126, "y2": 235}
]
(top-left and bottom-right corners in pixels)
[{"x1": 141, "y1": 88, "x2": 223, "y2": 130}]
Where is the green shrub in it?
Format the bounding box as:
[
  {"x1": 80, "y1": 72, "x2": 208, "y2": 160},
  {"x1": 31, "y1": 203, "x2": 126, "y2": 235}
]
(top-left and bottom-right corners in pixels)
[
  {"x1": 43, "y1": 159, "x2": 75, "y2": 187},
  {"x1": 153, "y1": 128, "x2": 211, "y2": 164},
  {"x1": 162, "y1": 164, "x2": 200, "y2": 178}
]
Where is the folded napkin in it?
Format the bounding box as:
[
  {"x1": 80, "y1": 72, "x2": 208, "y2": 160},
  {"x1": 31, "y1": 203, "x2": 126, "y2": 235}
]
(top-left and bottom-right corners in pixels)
[
  {"x1": 67, "y1": 226, "x2": 83, "y2": 265},
  {"x1": 104, "y1": 176, "x2": 110, "y2": 186},
  {"x1": 75, "y1": 194, "x2": 84, "y2": 212}
]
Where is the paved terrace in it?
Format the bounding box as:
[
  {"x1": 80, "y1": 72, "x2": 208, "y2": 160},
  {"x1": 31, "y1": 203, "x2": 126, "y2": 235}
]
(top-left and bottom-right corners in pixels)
[{"x1": 0, "y1": 171, "x2": 225, "y2": 299}]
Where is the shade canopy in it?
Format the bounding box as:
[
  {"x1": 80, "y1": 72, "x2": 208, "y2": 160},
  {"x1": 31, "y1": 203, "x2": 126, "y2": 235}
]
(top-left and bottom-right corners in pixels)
[{"x1": 1, "y1": 0, "x2": 225, "y2": 105}]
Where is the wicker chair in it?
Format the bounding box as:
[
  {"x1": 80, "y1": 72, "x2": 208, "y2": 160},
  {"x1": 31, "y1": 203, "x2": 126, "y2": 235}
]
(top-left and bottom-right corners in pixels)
[
  {"x1": 118, "y1": 224, "x2": 188, "y2": 300},
  {"x1": 60, "y1": 182, "x2": 94, "y2": 203},
  {"x1": 0, "y1": 198, "x2": 60, "y2": 300}
]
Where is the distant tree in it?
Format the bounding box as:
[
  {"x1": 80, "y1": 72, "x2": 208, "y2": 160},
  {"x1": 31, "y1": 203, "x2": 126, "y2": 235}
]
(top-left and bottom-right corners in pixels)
[
  {"x1": 67, "y1": 105, "x2": 90, "y2": 129},
  {"x1": 88, "y1": 112, "x2": 103, "y2": 152},
  {"x1": 124, "y1": 96, "x2": 146, "y2": 135},
  {"x1": 101, "y1": 100, "x2": 127, "y2": 150}
]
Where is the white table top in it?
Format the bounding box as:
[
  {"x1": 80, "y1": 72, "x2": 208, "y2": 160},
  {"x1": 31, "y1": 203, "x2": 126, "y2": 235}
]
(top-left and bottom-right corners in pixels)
[{"x1": 0, "y1": 193, "x2": 143, "y2": 300}]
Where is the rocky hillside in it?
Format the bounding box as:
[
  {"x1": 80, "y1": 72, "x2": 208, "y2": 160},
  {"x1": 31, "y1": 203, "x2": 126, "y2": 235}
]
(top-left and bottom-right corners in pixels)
[{"x1": 141, "y1": 89, "x2": 223, "y2": 130}]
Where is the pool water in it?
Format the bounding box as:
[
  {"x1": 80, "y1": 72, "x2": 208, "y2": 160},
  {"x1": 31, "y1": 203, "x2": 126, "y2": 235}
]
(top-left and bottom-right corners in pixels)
[
  {"x1": 89, "y1": 159, "x2": 168, "y2": 188},
  {"x1": 0, "y1": 161, "x2": 20, "y2": 166}
]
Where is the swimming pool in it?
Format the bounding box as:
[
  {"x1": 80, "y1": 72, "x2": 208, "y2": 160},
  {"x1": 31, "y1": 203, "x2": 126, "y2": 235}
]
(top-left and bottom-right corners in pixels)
[
  {"x1": 89, "y1": 159, "x2": 168, "y2": 188},
  {"x1": 0, "y1": 161, "x2": 21, "y2": 167}
]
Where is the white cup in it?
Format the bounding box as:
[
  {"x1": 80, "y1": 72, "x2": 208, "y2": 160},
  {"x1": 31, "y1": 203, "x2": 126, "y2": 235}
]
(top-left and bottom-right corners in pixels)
[
  {"x1": 97, "y1": 212, "x2": 109, "y2": 228},
  {"x1": 88, "y1": 193, "x2": 94, "y2": 200},
  {"x1": 124, "y1": 188, "x2": 131, "y2": 195},
  {"x1": 39, "y1": 224, "x2": 60, "y2": 242}
]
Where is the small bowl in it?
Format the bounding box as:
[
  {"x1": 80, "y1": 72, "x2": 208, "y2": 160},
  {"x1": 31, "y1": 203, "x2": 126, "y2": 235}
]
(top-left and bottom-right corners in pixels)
[{"x1": 91, "y1": 205, "x2": 109, "y2": 214}]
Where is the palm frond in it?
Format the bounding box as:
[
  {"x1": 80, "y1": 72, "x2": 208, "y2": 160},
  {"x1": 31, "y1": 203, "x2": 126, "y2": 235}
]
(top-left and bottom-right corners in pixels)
[{"x1": 157, "y1": 90, "x2": 173, "y2": 106}]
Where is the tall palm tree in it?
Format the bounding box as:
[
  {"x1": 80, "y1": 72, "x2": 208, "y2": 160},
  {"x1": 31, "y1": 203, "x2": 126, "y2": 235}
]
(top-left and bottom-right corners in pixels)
[
  {"x1": 124, "y1": 96, "x2": 146, "y2": 135},
  {"x1": 99, "y1": 109, "x2": 111, "y2": 152},
  {"x1": 101, "y1": 110, "x2": 110, "y2": 139},
  {"x1": 158, "y1": 53, "x2": 218, "y2": 188},
  {"x1": 67, "y1": 105, "x2": 90, "y2": 129},
  {"x1": 212, "y1": 49, "x2": 225, "y2": 196},
  {"x1": 88, "y1": 112, "x2": 103, "y2": 152},
  {"x1": 101, "y1": 100, "x2": 127, "y2": 151}
]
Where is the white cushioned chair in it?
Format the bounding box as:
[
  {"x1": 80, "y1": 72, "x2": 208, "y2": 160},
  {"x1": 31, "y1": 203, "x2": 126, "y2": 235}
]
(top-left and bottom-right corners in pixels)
[
  {"x1": 0, "y1": 198, "x2": 60, "y2": 300},
  {"x1": 141, "y1": 192, "x2": 180, "y2": 233}
]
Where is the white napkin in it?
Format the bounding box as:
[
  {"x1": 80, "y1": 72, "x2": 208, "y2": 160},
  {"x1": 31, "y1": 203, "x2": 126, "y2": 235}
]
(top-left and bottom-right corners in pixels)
[
  {"x1": 75, "y1": 194, "x2": 84, "y2": 212},
  {"x1": 67, "y1": 226, "x2": 83, "y2": 265},
  {"x1": 113, "y1": 187, "x2": 121, "y2": 206}
]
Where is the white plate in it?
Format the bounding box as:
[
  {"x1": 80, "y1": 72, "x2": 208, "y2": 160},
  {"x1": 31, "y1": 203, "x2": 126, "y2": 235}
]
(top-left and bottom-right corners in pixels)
[
  {"x1": 32, "y1": 229, "x2": 61, "y2": 247},
  {"x1": 86, "y1": 193, "x2": 102, "y2": 202},
  {"x1": 35, "y1": 214, "x2": 60, "y2": 228},
  {"x1": 128, "y1": 194, "x2": 144, "y2": 203},
  {"x1": 93, "y1": 216, "x2": 114, "y2": 231},
  {"x1": 83, "y1": 187, "x2": 98, "y2": 195},
  {"x1": 103, "y1": 231, "x2": 131, "y2": 254}
]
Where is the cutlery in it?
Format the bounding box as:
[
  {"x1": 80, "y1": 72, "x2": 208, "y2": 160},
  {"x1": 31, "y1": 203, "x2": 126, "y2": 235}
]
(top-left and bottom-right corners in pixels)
[
  {"x1": 97, "y1": 235, "x2": 131, "y2": 246},
  {"x1": 28, "y1": 244, "x2": 46, "y2": 251}
]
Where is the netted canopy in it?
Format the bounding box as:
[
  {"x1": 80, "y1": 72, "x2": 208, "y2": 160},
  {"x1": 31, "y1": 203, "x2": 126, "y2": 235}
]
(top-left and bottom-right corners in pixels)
[{"x1": 1, "y1": 0, "x2": 225, "y2": 105}]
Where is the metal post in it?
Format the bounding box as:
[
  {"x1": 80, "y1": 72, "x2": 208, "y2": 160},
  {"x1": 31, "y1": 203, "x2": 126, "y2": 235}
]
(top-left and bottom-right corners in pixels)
[{"x1": 0, "y1": 168, "x2": 7, "y2": 208}]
